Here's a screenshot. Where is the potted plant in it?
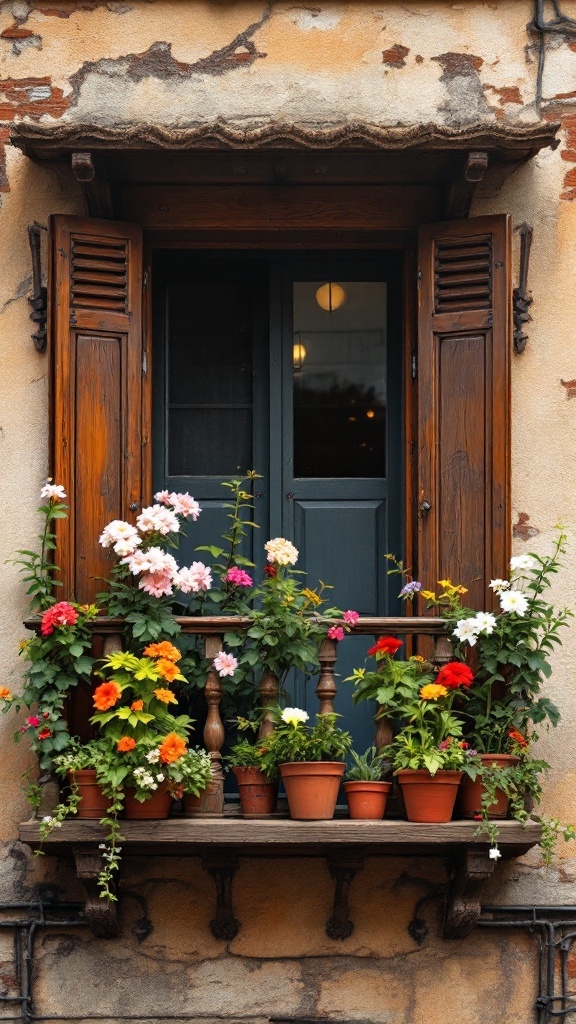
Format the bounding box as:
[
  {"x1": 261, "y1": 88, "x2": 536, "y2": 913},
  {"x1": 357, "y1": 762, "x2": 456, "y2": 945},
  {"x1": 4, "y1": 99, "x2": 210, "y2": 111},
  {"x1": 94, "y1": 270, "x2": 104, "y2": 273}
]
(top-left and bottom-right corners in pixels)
[
  {"x1": 258, "y1": 707, "x2": 352, "y2": 820},
  {"x1": 226, "y1": 737, "x2": 278, "y2": 816},
  {"x1": 343, "y1": 747, "x2": 391, "y2": 820}
]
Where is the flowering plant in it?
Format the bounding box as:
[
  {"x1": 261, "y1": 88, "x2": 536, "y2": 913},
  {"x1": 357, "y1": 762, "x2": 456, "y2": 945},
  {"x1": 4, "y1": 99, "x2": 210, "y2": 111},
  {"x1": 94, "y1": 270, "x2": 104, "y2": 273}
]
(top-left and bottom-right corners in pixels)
[
  {"x1": 345, "y1": 635, "x2": 435, "y2": 709},
  {"x1": 256, "y1": 707, "x2": 352, "y2": 777}
]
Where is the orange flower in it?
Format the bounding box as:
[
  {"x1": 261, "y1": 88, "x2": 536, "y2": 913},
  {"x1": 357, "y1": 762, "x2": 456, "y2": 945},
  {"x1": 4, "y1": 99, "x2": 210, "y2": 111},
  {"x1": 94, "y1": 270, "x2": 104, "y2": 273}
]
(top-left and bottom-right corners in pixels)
[
  {"x1": 508, "y1": 729, "x2": 528, "y2": 747},
  {"x1": 154, "y1": 688, "x2": 178, "y2": 705},
  {"x1": 0, "y1": 687, "x2": 12, "y2": 700},
  {"x1": 117, "y1": 736, "x2": 137, "y2": 752},
  {"x1": 93, "y1": 681, "x2": 122, "y2": 711},
  {"x1": 420, "y1": 683, "x2": 449, "y2": 701},
  {"x1": 158, "y1": 732, "x2": 187, "y2": 764},
  {"x1": 144, "y1": 642, "x2": 182, "y2": 663},
  {"x1": 155, "y1": 659, "x2": 179, "y2": 683},
  {"x1": 131, "y1": 700, "x2": 144, "y2": 711}
]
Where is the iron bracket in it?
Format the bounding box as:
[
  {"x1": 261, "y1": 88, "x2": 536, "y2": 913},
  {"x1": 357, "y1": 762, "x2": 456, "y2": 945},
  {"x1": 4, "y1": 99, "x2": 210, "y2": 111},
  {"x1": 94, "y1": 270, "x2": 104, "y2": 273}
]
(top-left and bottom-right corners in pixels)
[
  {"x1": 443, "y1": 849, "x2": 496, "y2": 939},
  {"x1": 201, "y1": 851, "x2": 240, "y2": 941},
  {"x1": 325, "y1": 849, "x2": 365, "y2": 940},
  {"x1": 73, "y1": 847, "x2": 120, "y2": 939}
]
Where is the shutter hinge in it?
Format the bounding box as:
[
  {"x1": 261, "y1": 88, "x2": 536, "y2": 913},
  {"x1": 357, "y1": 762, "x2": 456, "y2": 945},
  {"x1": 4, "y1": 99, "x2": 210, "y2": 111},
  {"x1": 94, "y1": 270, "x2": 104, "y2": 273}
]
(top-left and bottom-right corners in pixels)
[
  {"x1": 417, "y1": 268, "x2": 422, "y2": 287},
  {"x1": 142, "y1": 350, "x2": 147, "y2": 374},
  {"x1": 411, "y1": 352, "x2": 417, "y2": 380},
  {"x1": 143, "y1": 269, "x2": 149, "y2": 288}
]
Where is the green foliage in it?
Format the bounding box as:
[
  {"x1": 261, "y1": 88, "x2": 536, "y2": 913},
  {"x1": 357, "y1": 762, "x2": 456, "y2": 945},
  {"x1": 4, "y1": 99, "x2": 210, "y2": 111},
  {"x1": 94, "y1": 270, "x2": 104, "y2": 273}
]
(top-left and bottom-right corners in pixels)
[
  {"x1": 257, "y1": 709, "x2": 352, "y2": 779},
  {"x1": 10, "y1": 497, "x2": 68, "y2": 611},
  {"x1": 226, "y1": 739, "x2": 265, "y2": 770},
  {"x1": 345, "y1": 747, "x2": 390, "y2": 782}
]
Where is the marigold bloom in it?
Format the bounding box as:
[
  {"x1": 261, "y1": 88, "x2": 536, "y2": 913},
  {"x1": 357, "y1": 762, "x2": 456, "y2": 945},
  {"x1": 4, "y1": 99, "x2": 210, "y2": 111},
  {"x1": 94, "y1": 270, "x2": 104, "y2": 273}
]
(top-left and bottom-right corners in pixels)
[
  {"x1": 143, "y1": 642, "x2": 182, "y2": 662},
  {"x1": 420, "y1": 683, "x2": 449, "y2": 701},
  {"x1": 0, "y1": 687, "x2": 12, "y2": 700},
  {"x1": 40, "y1": 601, "x2": 79, "y2": 636},
  {"x1": 155, "y1": 659, "x2": 179, "y2": 683},
  {"x1": 93, "y1": 680, "x2": 122, "y2": 711},
  {"x1": 154, "y1": 688, "x2": 178, "y2": 705},
  {"x1": 130, "y1": 700, "x2": 144, "y2": 711},
  {"x1": 367, "y1": 636, "x2": 403, "y2": 657},
  {"x1": 436, "y1": 662, "x2": 475, "y2": 690},
  {"x1": 117, "y1": 736, "x2": 137, "y2": 752},
  {"x1": 158, "y1": 732, "x2": 187, "y2": 764},
  {"x1": 508, "y1": 729, "x2": 528, "y2": 747}
]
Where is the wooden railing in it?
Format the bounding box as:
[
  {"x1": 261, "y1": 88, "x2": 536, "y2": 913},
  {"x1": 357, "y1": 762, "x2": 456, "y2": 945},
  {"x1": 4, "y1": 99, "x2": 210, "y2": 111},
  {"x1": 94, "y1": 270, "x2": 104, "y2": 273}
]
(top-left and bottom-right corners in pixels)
[{"x1": 82, "y1": 615, "x2": 453, "y2": 814}]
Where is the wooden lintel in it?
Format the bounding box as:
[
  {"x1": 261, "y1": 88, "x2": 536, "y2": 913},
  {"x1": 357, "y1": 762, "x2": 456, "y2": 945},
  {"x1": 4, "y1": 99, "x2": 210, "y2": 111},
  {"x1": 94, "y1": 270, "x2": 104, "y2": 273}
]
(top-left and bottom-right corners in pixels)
[
  {"x1": 73, "y1": 847, "x2": 120, "y2": 939},
  {"x1": 445, "y1": 151, "x2": 489, "y2": 220},
  {"x1": 71, "y1": 151, "x2": 113, "y2": 219},
  {"x1": 443, "y1": 849, "x2": 496, "y2": 939}
]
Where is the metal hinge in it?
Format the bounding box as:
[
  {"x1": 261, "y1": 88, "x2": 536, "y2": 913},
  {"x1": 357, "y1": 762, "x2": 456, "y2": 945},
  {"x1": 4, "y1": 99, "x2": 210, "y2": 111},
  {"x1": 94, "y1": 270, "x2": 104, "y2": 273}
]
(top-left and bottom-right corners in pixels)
[
  {"x1": 142, "y1": 350, "x2": 147, "y2": 374},
  {"x1": 143, "y1": 269, "x2": 149, "y2": 288},
  {"x1": 411, "y1": 351, "x2": 417, "y2": 380},
  {"x1": 417, "y1": 268, "x2": 422, "y2": 287}
]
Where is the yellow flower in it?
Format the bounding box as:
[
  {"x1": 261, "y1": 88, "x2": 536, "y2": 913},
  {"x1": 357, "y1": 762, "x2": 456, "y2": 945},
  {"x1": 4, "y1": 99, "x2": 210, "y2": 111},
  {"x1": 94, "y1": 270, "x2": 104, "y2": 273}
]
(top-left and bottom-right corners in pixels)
[
  {"x1": 410, "y1": 655, "x2": 425, "y2": 663},
  {"x1": 420, "y1": 683, "x2": 449, "y2": 701},
  {"x1": 302, "y1": 588, "x2": 322, "y2": 606},
  {"x1": 154, "y1": 688, "x2": 178, "y2": 705},
  {"x1": 454, "y1": 585, "x2": 468, "y2": 595},
  {"x1": 420, "y1": 590, "x2": 436, "y2": 601},
  {"x1": 437, "y1": 579, "x2": 453, "y2": 589}
]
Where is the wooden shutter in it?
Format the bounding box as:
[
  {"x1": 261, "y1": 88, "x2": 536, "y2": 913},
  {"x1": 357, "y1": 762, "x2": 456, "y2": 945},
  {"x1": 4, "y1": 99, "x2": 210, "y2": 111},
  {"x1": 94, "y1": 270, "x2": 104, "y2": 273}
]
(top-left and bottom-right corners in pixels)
[
  {"x1": 49, "y1": 215, "x2": 147, "y2": 602},
  {"x1": 417, "y1": 215, "x2": 511, "y2": 610}
]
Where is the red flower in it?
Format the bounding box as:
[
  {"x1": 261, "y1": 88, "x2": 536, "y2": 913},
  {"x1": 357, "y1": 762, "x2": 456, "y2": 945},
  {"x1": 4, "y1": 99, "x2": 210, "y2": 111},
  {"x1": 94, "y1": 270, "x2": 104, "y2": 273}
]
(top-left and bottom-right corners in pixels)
[
  {"x1": 367, "y1": 636, "x2": 403, "y2": 658},
  {"x1": 436, "y1": 662, "x2": 475, "y2": 690},
  {"x1": 327, "y1": 626, "x2": 345, "y2": 642},
  {"x1": 508, "y1": 730, "x2": 528, "y2": 747},
  {"x1": 40, "y1": 601, "x2": 79, "y2": 637},
  {"x1": 37, "y1": 728, "x2": 51, "y2": 740},
  {"x1": 264, "y1": 565, "x2": 277, "y2": 578}
]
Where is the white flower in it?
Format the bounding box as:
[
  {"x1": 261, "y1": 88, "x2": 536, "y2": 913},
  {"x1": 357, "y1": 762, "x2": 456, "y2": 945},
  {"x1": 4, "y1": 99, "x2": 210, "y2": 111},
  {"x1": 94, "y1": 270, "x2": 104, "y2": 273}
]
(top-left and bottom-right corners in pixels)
[
  {"x1": 281, "y1": 707, "x2": 309, "y2": 727},
  {"x1": 489, "y1": 578, "x2": 510, "y2": 593},
  {"x1": 156, "y1": 773, "x2": 165, "y2": 783},
  {"x1": 499, "y1": 590, "x2": 529, "y2": 616},
  {"x1": 453, "y1": 617, "x2": 480, "y2": 647},
  {"x1": 99, "y1": 520, "x2": 141, "y2": 555},
  {"x1": 40, "y1": 483, "x2": 66, "y2": 501},
  {"x1": 146, "y1": 748, "x2": 161, "y2": 764},
  {"x1": 42, "y1": 815, "x2": 53, "y2": 824},
  {"x1": 510, "y1": 554, "x2": 536, "y2": 575},
  {"x1": 474, "y1": 611, "x2": 497, "y2": 635},
  {"x1": 137, "y1": 504, "x2": 180, "y2": 536},
  {"x1": 213, "y1": 651, "x2": 238, "y2": 677},
  {"x1": 168, "y1": 492, "x2": 201, "y2": 520},
  {"x1": 264, "y1": 537, "x2": 299, "y2": 566},
  {"x1": 176, "y1": 562, "x2": 213, "y2": 594},
  {"x1": 488, "y1": 847, "x2": 502, "y2": 860}
]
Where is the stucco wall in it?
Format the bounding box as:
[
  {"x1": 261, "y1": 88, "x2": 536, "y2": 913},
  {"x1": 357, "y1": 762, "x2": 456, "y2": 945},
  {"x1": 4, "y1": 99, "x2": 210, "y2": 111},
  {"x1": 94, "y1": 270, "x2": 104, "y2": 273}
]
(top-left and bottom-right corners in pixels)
[{"x1": 1, "y1": 2, "x2": 576, "y2": 1022}]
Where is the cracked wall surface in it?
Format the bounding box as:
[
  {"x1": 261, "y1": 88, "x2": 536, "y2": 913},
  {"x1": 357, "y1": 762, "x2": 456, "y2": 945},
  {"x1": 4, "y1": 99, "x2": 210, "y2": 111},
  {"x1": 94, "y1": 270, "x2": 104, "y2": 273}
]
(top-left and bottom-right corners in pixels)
[{"x1": 1, "y1": 2, "x2": 576, "y2": 1022}]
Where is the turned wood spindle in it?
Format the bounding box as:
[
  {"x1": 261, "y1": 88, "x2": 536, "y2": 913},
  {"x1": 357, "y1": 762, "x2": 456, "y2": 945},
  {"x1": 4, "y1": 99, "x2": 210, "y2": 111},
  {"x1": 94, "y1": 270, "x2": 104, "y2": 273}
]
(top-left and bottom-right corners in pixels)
[
  {"x1": 432, "y1": 634, "x2": 454, "y2": 667},
  {"x1": 102, "y1": 633, "x2": 123, "y2": 658},
  {"x1": 258, "y1": 669, "x2": 279, "y2": 739},
  {"x1": 317, "y1": 637, "x2": 337, "y2": 715},
  {"x1": 202, "y1": 634, "x2": 226, "y2": 815},
  {"x1": 374, "y1": 706, "x2": 393, "y2": 752}
]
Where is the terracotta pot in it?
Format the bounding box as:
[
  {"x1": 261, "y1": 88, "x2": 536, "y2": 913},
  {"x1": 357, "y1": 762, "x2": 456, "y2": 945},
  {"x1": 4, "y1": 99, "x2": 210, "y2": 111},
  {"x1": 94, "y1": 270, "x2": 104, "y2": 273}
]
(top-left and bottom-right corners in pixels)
[
  {"x1": 344, "y1": 780, "x2": 391, "y2": 820},
  {"x1": 124, "y1": 783, "x2": 171, "y2": 820},
  {"x1": 182, "y1": 780, "x2": 220, "y2": 817},
  {"x1": 280, "y1": 761, "x2": 345, "y2": 820},
  {"x1": 458, "y1": 754, "x2": 520, "y2": 819},
  {"x1": 397, "y1": 769, "x2": 463, "y2": 823},
  {"x1": 233, "y1": 766, "x2": 277, "y2": 815},
  {"x1": 69, "y1": 770, "x2": 111, "y2": 819}
]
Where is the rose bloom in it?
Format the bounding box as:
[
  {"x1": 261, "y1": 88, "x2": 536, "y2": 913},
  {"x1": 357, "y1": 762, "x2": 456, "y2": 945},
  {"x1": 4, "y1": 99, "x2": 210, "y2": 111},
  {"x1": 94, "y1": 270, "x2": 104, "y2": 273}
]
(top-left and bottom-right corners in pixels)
[
  {"x1": 26, "y1": 716, "x2": 41, "y2": 727},
  {"x1": 93, "y1": 680, "x2": 122, "y2": 711},
  {"x1": 168, "y1": 492, "x2": 201, "y2": 520},
  {"x1": 155, "y1": 659, "x2": 179, "y2": 683},
  {"x1": 0, "y1": 687, "x2": 13, "y2": 700},
  {"x1": 158, "y1": 732, "x2": 187, "y2": 764},
  {"x1": 436, "y1": 662, "x2": 475, "y2": 690},
  {"x1": 131, "y1": 700, "x2": 144, "y2": 711},
  {"x1": 264, "y1": 537, "x2": 299, "y2": 566},
  {"x1": 264, "y1": 565, "x2": 277, "y2": 578},
  {"x1": 154, "y1": 688, "x2": 178, "y2": 705},
  {"x1": 139, "y1": 570, "x2": 176, "y2": 598},
  {"x1": 225, "y1": 566, "x2": 253, "y2": 588},
  {"x1": 137, "y1": 504, "x2": 180, "y2": 536},
  {"x1": 420, "y1": 683, "x2": 449, "y2": 701},
  {"x1": 117, "y1": 736, "x2": 137, "y2": 752},
  {"x1": 144, "y1": 641, "x2": 182, "y2": 662},
  {"x1": 213, "y1": 651, "x2": 238, "y2": 677},
  {"x1": 99, "y1": 519, "x2": 141, "y2": 552},
  {"x1": 40, "y1": 601, "x2": 79, "y2": 636},
  {"x1": 327, "y1": 625, "x2": 345, "y2": 642},
  {"x1": 367, "y1": 636, "x2": 403, "y2": 657},
  {"x1": 176, "y1": 562, "x2": 213, "y2": 594}
]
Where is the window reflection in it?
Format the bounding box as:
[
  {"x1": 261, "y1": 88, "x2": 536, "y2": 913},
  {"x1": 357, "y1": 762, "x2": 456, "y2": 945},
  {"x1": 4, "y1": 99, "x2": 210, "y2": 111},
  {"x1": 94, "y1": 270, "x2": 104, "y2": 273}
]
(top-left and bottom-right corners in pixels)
[{"x1": 293, "y1": 281, "x2": 387, "y2": 478}]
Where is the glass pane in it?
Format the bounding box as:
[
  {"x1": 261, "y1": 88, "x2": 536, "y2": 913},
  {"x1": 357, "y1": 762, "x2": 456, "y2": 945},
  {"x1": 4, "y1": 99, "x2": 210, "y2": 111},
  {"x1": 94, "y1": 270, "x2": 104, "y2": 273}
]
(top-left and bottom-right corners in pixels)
[
  {"x1": 293, "y1": 281, "x2": 387, "y2": 478},
  {"x1": 168, "y1": 408, "x2": 252, "y2": 477}
]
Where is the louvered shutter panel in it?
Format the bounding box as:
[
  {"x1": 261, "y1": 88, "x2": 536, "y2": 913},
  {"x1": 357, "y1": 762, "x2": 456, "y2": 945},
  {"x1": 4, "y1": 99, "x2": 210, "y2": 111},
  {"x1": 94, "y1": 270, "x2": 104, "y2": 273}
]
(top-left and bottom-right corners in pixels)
[
  {"x1": 417, "y1": 215, "x2": 511, "y2": 610},
  {"x1": 49, "y1": 215, "x2": 147, "y2": 603}
]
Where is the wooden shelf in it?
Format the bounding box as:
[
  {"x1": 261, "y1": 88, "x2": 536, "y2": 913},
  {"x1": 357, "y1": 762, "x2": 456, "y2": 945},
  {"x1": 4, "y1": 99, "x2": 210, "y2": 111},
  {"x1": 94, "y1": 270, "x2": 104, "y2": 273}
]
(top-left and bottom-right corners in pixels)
[{"x1": 18, "y1": 818, "x2": 541, "y2": 943}]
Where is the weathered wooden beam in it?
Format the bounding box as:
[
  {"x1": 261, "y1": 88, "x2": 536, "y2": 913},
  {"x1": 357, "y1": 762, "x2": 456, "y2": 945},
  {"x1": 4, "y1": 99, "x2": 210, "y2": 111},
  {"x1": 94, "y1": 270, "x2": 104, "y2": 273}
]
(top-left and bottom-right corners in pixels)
[
  {"x1": 445, "y1": 151, "x2": 489, "y2": 219},
  {"x1": 443, "y1": 849, "x2": 496, "y2": 939},
  {"x1": 73, "y1": 847, "x2": 120, "y2": 939},
  {"x1": 325, "y1": 849, "x2": 365, "y2": 940},
  {"x1": 71, "y1": 152, "x2": 113, "y2": 219}
]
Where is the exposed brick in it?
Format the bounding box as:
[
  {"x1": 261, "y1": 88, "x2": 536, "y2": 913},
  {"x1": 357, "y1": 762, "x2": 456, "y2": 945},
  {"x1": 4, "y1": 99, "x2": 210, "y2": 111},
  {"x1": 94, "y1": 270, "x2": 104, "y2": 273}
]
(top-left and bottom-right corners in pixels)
[
  {"x1": 0, "y1": 75, "x2": 69, "y2": 121},
  {"x1": 432, "y1": 51, "x2": 484, "y2": 77},
  {"x1": 0, "y1": 26, "x2": 35, "y2": 39},
  {"x1": 382, "y1": 44, "x2": 410, "y2": 69},
  {"x1": 483, "y1": 84, "x2": 523, "y2": 106}
]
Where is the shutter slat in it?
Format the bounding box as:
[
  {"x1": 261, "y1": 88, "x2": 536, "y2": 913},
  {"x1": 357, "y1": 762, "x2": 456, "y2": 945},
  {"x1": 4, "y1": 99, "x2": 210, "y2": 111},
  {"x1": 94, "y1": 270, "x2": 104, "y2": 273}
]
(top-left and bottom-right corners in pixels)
[
  {"x1": 70, "y1": 234, "x2": 129, "y2": 314},
  {"x1": 434, "y1": 234, "x2": 492, "y2": 314}
]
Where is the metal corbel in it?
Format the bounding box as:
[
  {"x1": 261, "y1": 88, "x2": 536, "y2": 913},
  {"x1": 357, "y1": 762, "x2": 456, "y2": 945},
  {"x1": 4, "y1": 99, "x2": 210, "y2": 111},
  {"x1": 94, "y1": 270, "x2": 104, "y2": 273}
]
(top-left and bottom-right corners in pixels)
[{"x1": 27, "y1": 222, "x2": 47, "y2": 353}]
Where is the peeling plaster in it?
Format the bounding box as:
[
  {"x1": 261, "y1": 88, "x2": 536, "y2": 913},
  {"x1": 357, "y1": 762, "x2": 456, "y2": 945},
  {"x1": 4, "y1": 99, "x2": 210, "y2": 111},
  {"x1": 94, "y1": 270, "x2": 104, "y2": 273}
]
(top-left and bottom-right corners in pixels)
[
  {"x1": 382, "y1": 43, "x2": 410, "y2": 68},
  {"x1": 431, "y1": 50, "x2": 490, "y2": 125},
  {"x1": 513, "y1": 512, "x2": 540, "y2": 540}
]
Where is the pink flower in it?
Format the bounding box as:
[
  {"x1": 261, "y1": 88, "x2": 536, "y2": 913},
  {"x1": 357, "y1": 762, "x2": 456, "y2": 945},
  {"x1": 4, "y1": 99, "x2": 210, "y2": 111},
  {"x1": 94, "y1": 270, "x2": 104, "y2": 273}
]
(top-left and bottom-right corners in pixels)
[
  {"x1": 99, "y1": 520, "x2": 141, "y2": 554},
  {"x1": 26, "y1": 716, "x2": 40, "y2": 728},
  {"x1": 213, "y1": 651, "x2": 238, "y2": 677},
  {"x1": 154, "y1": 490, "x2": 172, "y2": 506},
  {"x1": 168, "y1": 492, "x2": 201, "y2": 520},
  {"x1": 138, "y1": 570, "x2": 175, "y2": 598},
  {"x1": 327, "y1": 626, "x2": 345, "y2": 642},
  {"x1": 136, "y1": 504, "x2": 180, "y2": 536},
  {"x1": 343, "y1": 610, "x2": 360, "y2": 625},
  {"x1": 40, "y1": 602, "x2": 79, "y2": 636},
  {"x1": 176, "y1": 562, "x2": 213, "y2": 594},
  {"x1": 225, "y1": 566, "x2": 253, "y2": 588}
]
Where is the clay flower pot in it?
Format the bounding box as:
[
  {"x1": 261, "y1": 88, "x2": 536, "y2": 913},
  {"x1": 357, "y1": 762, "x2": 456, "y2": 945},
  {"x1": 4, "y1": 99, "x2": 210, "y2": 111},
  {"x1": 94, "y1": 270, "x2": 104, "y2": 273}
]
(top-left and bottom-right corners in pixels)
[
  {"x1": 233, "y1": 766, "x2": 277, "y2": 816},
  {"x1": 458, "y1": 754, "x2": 520, "y2": 819},
  {"x1": 280, "y1": 761, "x2": 345, "y2": 820},
  {"x1": 182, "y1": 779, "x2": 220, "y2": 817},
  {"x1": 69, "y1": 770, "x2": 111, "y2": 819},
  {"x1": 344, "y1": 780, "x2": 392, "y2": 820},
  {"x1": 124, "y1": 783, "x2": 171, "y2": 820},
  {"x1": 397, "y1": 769, "x2": 463, "y2": 823}
]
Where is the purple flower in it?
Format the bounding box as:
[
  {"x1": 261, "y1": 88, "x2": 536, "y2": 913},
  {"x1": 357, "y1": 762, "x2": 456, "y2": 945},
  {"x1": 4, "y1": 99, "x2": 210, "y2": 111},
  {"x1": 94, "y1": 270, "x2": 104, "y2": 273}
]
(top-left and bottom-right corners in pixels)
[{"x1": 400, "y1": 580, "x2": 422, "y2": 596}]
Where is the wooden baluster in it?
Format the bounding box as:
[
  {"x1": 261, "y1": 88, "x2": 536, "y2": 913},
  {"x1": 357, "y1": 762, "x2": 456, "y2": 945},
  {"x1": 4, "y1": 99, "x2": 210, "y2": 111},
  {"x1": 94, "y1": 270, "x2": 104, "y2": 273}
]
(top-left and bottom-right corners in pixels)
[
  {"x1": 258, "y1": 669, "x2": 279, "y2": 739},
  {"x1": 201, "y1": 634, "x2": 225, "y2": 816},
  {"x1": 375, "y1": 707, "x2": 393, "y2": 752},
  {"x1": 102, "y1": 632, "x2": 123, "y2": 658},
  {"x1": 317, "y1": 638, "x2": 337, "y2": 715},
  {"x1": 432, "y1": 634, "x2": 454, "y2": 668}
]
